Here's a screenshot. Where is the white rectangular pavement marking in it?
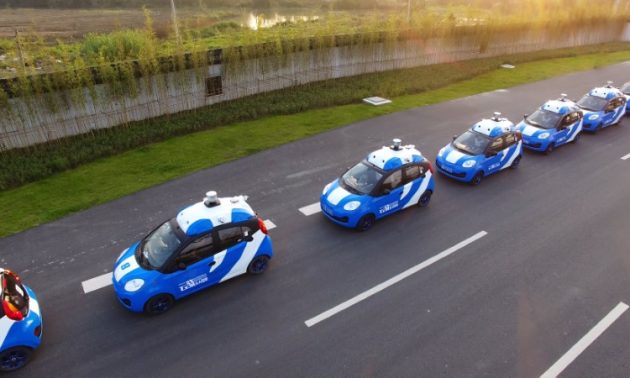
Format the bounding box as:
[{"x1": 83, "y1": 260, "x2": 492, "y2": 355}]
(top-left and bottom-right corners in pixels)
[
  {"x1": 540, "y1": 301, "x2": 629, "y2": 378},
  {"x1": 299, "y1": 202, "x2": 321, "y2": 216},
  {"x1": 621, "y1": 153, "x2": 630, "y2": 161},
  {"x1": 304, "y1": 231, "x2": 488, "y2": 327},
  {"x1": 82, "y1": 219, "x2": 276, "y2": 294},
  {"x1": 264, "y1": 220, "x2": 277, "y2": 230},
  {"x1": 82, "y1": 272, "x2": 113, "y2": 294}
]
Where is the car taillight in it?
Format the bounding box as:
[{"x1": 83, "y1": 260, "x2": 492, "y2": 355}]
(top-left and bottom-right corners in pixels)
[
  {"x1": 257, "y1": 217, "x2": 268, "y2": 235},
  {"x1": 427, "y1": 161, "x2": 435, "y2": 174},
  {"x1": 515, "y1": 131, "x2": 523, "y2": 140},
  {"x1": 2, "y1": 300, "x2": 24, "y2": 321},
  {"x1": 34, "y1": 325, "x2": 42, "y2": 337}
]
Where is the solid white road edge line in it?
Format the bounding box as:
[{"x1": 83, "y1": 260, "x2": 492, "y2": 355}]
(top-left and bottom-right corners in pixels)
[
  {"x1": 82, "y1": 272, "x2": 113, "y2": 294},
  {"x1": 82, "y1": 219, "x2": 276, "y2": 294},
  {"x1": 620, "y1": 153, "x2": 630, "y2": 160},
  {"x1": 299, "y1": 202, "x2": 321, "y2": 216},
  {"x1": 304, "y1": 230, "x2": 488, "y2": 327},
  {"x1": 540, "y1": 301, "x2": 629, "y2": 378}
]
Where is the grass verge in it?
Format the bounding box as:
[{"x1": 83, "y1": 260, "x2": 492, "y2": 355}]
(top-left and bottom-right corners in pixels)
[{"x1": 2, "y1": 46, "x2": 630, "y2": 236}]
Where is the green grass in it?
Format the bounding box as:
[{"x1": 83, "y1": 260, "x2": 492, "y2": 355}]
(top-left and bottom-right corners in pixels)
[{"x1": 2, "y1": 47, "x2": 630, "y2": 237}]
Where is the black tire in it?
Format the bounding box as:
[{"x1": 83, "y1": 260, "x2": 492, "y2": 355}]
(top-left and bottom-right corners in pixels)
[
  {"x1": 247, "y1": 255, "x2": 270, "y2": 275},
  {"x1": 417, "y1": 190, "x2": 432, "y2": 207},
  {"x1": 510, "y1": 155, "x2": 521, "y2": 169},
  {"x1": 144, "y1": 294, "x2": 175, "y2": 315},
  {"x1": 356, "y1": 214, "x2": 376, "y2": 232},
  {"x1": 544, "y1": 143, "x2": 554, "y2": 155},
  {"x1": 0, "y1": 347, "x2": 32, "y2": 372},
  {"x1": 571, "y1": 132, "x2": 581, "y2": 144},
  {"x1": 470, "y1": 172, "x2": 483, "y2": 186}
]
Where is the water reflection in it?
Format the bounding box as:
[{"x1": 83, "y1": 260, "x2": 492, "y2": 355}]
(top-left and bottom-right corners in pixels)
[{"x1": 244, "y1": 13, "x2": 320, "y2": 30}]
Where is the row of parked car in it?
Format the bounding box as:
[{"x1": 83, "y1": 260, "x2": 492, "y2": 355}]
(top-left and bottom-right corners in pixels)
[{"x1": 2, "y1": 81, "x2": 629, "y2": 371}]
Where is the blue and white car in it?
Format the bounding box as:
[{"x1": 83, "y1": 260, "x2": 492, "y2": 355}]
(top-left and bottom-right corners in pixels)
[
  {"x1": 436, "y1": 112, "x2": 522, "y2": 185},
  {"x1": 320, "y1": 139, "x2": 435, "y2": 231},
  {"x1": 576, "y1": 82, "x2": 627, "y2": 132},
  {"x1": 112, "y1": 192, "x2": 273, "y2": 315},
  {"x1": 621, "y1": 81, "x2": 630, "y2": 114},
  {"x1": 515, "y1": 94, "x2": 583, "y2": 154},
  {"x1": 0, "y1": 269, "x2": 42, "y2": 372}
]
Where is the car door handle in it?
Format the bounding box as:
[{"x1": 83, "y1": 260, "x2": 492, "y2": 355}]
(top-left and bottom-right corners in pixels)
[{"x1": 208, "y1": 261, "x2": 216, "y2": 267}]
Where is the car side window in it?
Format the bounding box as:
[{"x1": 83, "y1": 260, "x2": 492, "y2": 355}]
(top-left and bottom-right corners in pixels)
[
  {"x1": 402, "y1": 164, "x2": 422, "y2": 184},
  {"x1": 217, "y1": 225, "x2": 253, "y2": 249},
  {"x1": 177, "y1": 234, "x2": 215, "y2": 265},
  {"x1": 487, "y1": 136, "x2": 504, "y2": 154},
  {"x1": 503, "y1": 133, "x2": 516, "y2": 147},
  {"x1": 380, "y1": 170, "x2": 403, "y2": 193}
]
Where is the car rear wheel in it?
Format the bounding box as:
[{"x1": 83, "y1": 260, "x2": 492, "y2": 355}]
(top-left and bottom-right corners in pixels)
[
  {"x1": 144, "y1": 294, "x2": 175, "y2": 315},
  {"x1": 0, "y1": 347, "x2": 32, "y2": 372},
  {"x1": 510, "y1": 155, "x2": 521, "y2": 169},
  {"x1": 418, "y1": 190, "x2": 432, "y2": 207},
  {"x1": 356, "y1": 214, "x2": 376, "y2": 232},
  {"x1": 470, "y1": 172, "x2": 483, "y2": 186},
  {"x1": 247, "y1": 255, "x2": 270, "y2": 275},
  {"x1": 571, "y1": 132, "x2": 581, "y2": 143}
]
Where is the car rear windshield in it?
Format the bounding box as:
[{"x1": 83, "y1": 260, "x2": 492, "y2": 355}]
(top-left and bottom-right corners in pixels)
[
  {"x1": 1, "y1": 271, "x2": 29, "y2": 318},
  {"x1": 453, "y1": 130, "x2": 490, "y2": 155},
  {"x1": 341, "y1": 162, "x2": 383, "y2": 195},
  {"x1": 577, "y1": 95, "x2": 607, "y2": 112},
  {"x1": 525, "y1": 109, "x2": 561, "y2": 129},
  {"x1": 141, "y1": 220, "x2": 183, "y2": 269}
]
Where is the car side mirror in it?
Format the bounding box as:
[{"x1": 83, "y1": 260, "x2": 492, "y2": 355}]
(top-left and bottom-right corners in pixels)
[
  {"x1": 382, "y1": 188, "x2": 391, "y2": 195},
  {"x1": 244, "y1": 235, "x2": 254, "y2": 242},
  {"x1": 523, "y1": 114, "x2": 528, "y2": 119},
  {"x1": 452, "y1": 134, "x2": 458, "y2": 141},
  {"x1": 178, "y1": 262, "x2": 187, "y2": 271}
]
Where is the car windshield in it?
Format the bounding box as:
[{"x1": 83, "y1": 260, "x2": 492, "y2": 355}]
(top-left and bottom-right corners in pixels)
[
  {"x1": 525, "y1": 109, "x2": 561, "y2": 129},
  {"x1": 141, "y1": 220, "x2": 182, "y2": 269},
  {"x1": 1, "y1": 271, "x2": 29, "y2": 318},
  {"x1": 577, "y1": 95, "x2": 607, "y2": 111},
  {"x1": 341, "y1": 162, "x2": 383, "y2": 195},
  {"x1": 453, "y1": 130, "x2": 491, "y2": 155},
  {"x1": 621, "y1": 83, "x2": 630, "y2": 95}
]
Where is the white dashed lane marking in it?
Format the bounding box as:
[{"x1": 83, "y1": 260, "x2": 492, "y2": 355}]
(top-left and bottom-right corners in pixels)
[
  {"x1": 82, "y1": 219, "x2": 277, "y2": 294},
  {"x1": 299, "y1": 202, "x2": 321, "y2": 216},
  {"x1": 540, "y1": 302, "x2": 629, "y2": 378},
  {"x1": 620, "y1": 153, "x2": 630, "y2": 160},
  {"x1": 304, "y1": 231, "x2": 488, "y2": 327},
  {"x1": 82, "y1": 273, "x2": 113, "y2": 294}
]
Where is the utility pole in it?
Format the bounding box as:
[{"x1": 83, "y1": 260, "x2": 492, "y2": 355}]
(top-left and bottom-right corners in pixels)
[
  {"x1": 170, "y1": 0, "x2": 182, "y2": 46},
  {"x1": 15, "y1": 29, "x2": 25, "y2": 71}
]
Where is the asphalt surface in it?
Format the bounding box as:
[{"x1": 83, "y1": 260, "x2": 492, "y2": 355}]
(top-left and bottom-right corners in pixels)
[{"x1": 3, "y1": 61, "x2": 630, "y2": 377}]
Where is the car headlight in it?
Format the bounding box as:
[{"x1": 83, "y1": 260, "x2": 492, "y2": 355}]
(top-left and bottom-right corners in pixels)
[
  {"x1": 462, "y1": 160, "x2": 476, "y2": 168},
  {"x1": 343, "y1": 201, "x2": 361, "y2": 211},
  {"x1": 538, "y1": 132, "x2": 550, "y2": 139},
  {"x1": 438, "y1": 147, "x2": 446, "y2": 157},
  {"x1": 322, "y1": 182, "x2": 332, "y2": 195},
  {"x1": 117, "y1": 248, "x2": 129, "y2": 262},
  {"x1": 588, "y1": 114, "x2": 599, "y2": 121},
  {"x1": 124, "y1": 279, "x2": 144, "y2": 292}
]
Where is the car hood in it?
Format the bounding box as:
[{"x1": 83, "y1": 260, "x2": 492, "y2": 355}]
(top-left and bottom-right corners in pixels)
[
  {"x1": 112, "y1": 242, "x2": 155, "y2": 286},
  {"x1": 516, "y1": 121, "x2": 548, "y2": 138},
  {"x1": 437, "y1": 144, "x2": 479, "y2": 166},
  {"x1": 321, "y1": 179, "x2": 366, "y2": 207}
]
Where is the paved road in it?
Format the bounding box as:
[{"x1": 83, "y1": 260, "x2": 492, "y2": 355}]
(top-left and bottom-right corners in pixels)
[{"x1": 3, "y1": 61, "x2": 630, "y2": 377}]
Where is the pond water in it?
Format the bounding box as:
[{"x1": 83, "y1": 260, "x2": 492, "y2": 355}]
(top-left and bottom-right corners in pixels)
[{"x1": 242, "y1": 12, "x2": 320, "y2": 30}]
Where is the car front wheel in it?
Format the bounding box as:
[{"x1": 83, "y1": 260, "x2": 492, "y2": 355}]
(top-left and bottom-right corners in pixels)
[
  {"x1": 0, "y1": 347, "x2": 32, "y2": 372},
  {"x1": 356, "y1": 214, "x2": 376, "y2": 232},
  {"x1": 470, "y1": 172, "x2": 483, "y2": 186},
  {"x1": 510, "y1": 155, "x2": 521, "y2": 169},
  {"x1": 144, "y1": 294, "x2": 175, "y2": 315}
]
